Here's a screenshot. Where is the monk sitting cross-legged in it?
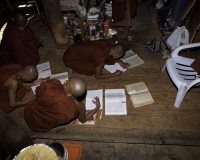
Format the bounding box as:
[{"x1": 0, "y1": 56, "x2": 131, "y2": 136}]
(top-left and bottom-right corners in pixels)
[
  {"x1": 0, "y1": 64, "x2": 44, "y2": 113},
  {"x1": 0, "y1": 11, "x2": 43, "y2": 67},
  {"x1": 63, "y1": 39, "x2": 130, "y2": 79},
  {"x1": 24, "y1": 77, "x2": 100, "y2": 132}
]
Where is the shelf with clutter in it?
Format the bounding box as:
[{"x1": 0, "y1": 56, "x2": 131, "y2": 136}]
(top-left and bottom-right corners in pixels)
[{"x1": 61, "y1": 0, "x2": 118, "y2": 43}]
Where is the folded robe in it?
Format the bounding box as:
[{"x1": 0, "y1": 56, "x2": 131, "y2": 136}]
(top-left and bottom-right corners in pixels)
[
  {"x1": 0, "y1": 20, "x2": 42, "y2": 67},
  {"x1": 24, "y1": 79, "x2": 81, "y2": 132},
  {"x1": 63, "y1": 39, "x2": 116, "y2": 76},
  {"x1": 191, "y1": 54, "x2": 200, "y2": 74},
  {"x1": 0, "y1": 64, "x2": 29, "y2": 113}
]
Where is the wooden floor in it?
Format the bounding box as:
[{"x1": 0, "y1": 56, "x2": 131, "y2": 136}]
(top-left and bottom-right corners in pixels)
[{"x1": 1, "y1": 4, "x2": 200, "y2": 160}]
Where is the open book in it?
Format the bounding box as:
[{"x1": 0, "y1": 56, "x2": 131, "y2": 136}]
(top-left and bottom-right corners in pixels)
[
  {"x1": 121, "y1": 50, "x2": 144, "y2": 69},
  {"x1": 104, "y1": 50, "x2": 144, "y2": 73},
  {"x1": 31, "y1": 62, "x2": 51, "y2": 94},
  {"x1": 76, "y1": 112, "x2": 97, "y2": 125},
  {"x1": 105, "y1": 89, "x2": 127, "y2": 115},
  {"x1": 36, "y1": 62, "x2": 51, "y2": 79},
  {"x1": 125, "y1": 82, "x2": 154, "y2": 108},
  {"x1": 85, "y1": 89, "x2": 103, "y2": 110},
  {"x1": 50, "y1": 72, "x2": 68, "y2": 84}
]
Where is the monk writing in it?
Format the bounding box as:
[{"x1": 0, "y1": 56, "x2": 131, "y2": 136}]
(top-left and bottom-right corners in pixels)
[
  {"x1": 63, "y1": 39, "x2": 129, "y2": 79},
  {"x1": 0, "y1": 11, "x2": 42, "y2": 67},
  {"x1": 0, "y1": 64, "x2": 43, "y2": 113},
  {"x1": 24, "y1": 77, "x2": 100, "y2": 132}
]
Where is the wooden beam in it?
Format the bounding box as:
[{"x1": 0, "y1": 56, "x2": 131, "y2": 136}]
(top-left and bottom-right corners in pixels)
[{"x1": 41, "y1": 0, "x2": 69, "y2": 48}]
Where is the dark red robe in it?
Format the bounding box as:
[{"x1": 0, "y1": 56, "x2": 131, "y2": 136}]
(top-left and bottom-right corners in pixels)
[
  {"x1": 63, "y1": 39, "x2": 116, "y2": 76},
  {"x1": 0, "y1": 20, "x2": 42, "y2": 67},
  {"x1": 191, "y1": 55, "x2": 200, "y2": 74},
  {"x1": 0, "y1": 64, "x2": 29, "y2": 113},
  {"x1": 112, "y1": 0, "x2": 138, "y2": 24},
  {"x1": 24, "y1": 79, "x2": 81, "y2": 132}
]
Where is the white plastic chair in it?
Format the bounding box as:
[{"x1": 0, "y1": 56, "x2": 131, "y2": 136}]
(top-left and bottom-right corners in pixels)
[{"x1": 162, "y1": 43, "x2": 200, "y2": 108}]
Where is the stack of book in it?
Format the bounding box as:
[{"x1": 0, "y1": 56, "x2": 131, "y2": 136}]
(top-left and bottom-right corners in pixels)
[
  {"x1": 105, "y1": 3, "x2": 112, "y2": 17},
  {"x1": 87, "y1": 7, "x2": 100, "y2": 22}
]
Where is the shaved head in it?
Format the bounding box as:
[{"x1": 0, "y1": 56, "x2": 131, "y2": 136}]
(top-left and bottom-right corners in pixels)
[
  {"x1": 68, "y1": 77, "x2": 87, "y2": 97},
  {"x1": 22, "y1": 65, "x2": 38, "y2": 79},
  {"x1": 14, "y1": 12, "x2": 27, "y2": 27},
  {"x1": 112, "y1": 42, "x2": 126, "y2": 57}
]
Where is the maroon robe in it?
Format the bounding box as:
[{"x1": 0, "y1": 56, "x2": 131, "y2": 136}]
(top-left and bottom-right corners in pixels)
[
  {"x1": 112, "y1": 0, "x2": 138, "y2": 25},
  {"x1": 24, "y1": 79, "x2": 81, "y2": 132},
  {"x1": 63, "y1": 39, "x2": 116, "y2": 76},
  {"x1": 0, "y1": 20, "x2": 42, "y2": 67},
  {"x1": 191, "y1": 55, "x2": 200, "y2": 74},
  {"x1": 0, "y1": 64, "x2": 29, "y2": 113}
]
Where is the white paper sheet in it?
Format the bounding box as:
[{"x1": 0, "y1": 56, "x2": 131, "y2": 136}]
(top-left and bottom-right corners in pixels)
[
  {"x1": 104, "y1": 63, "x2": 127, "y2": 73},
  {"x1": 86, "y1": 89, "x2": 103, "y2": 110},
  {"x1": 50, "y1": 72, "x2": 68, "y2": 84},
  {"x1": 36, "y1": 62, "x2": 51, "y2": 79},
  {"x1": 105, "y1": 89, "x2": 127, "y2": 115}
]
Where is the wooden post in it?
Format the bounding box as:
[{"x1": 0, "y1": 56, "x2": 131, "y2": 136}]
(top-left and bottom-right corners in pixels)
[
  {"x1": 41, "y1": 0, "x2": 69, "y2": 49},
  {"x1": 0, "y1": 109, "x2": 33, "y2": 157},
  {"x1": 79, "y1": 17, "x2": 86, "y2": 40}
]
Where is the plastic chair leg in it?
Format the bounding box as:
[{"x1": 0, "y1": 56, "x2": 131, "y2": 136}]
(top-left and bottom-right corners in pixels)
[
  {"x1": 162, "y1": 63, "x2": 166, "y2": 72},
  {"x1": 174, "y1": 85, "x2": 187, "y2": 108}
]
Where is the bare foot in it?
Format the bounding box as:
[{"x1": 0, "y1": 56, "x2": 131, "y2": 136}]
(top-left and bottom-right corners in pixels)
[{"x1": 68, "y1": 68, "x2": 74, "y2": 75}]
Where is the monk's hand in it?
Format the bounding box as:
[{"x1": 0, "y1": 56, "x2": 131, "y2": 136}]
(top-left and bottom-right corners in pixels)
[
  {"x1": 114, "y1": 70, "x2": 123, "y2": 76},
  {"x1": 32, "y1": 78, "x2": 45, "y2": 86},
  {"x1": 92, "y1": 97, "x2": 100, "y2": 109},
  {"x1": 118, "y1": 61, "x2": 130, "y2": 69}
]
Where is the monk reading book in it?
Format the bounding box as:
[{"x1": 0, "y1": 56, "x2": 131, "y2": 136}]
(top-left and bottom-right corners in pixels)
[
  {"x1": 0, "y1": 12, "x2": 43, "y2": 67},
  {"x1": 63, "y1": 39, "x2": 129, "y2": 79},
  {"x1": 0, "y1": 64, "x2": 43, "y2": 113},
  {"x1": 24, "y1": 77, "x2": 100, "y2": 132}
]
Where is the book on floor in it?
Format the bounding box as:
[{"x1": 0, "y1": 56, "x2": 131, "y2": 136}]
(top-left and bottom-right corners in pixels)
[
  {"x1": 125, "y1": 82, "x2": 154, "y2": 108},
  {"x1": 85, "y1": 89, "x2": 103, "y2": 110},
  {"x1": 31, "y1": 62, "x2": 51, "y2": 94},
  {"x1": 104, "y1": 50, "x2": 144, "y2": 73},
  {"x1": 36, "y1": 62, "x2": 51, "y2": 79},
  {"x1": 76, "y1": 112, "x2": 98, "y2": 125},
  {"x1": 104, "y1": 63, "x2": 127, "y2": 73},
  {"x1": 50, "y1": 72, "x2": 68, "y2": 84},
  {"x1": 121, "y1": 50, "x2": 144, "y2": 69},
  {"x1": 105, "y1": 89, "x2": 127, "y2": 115}
]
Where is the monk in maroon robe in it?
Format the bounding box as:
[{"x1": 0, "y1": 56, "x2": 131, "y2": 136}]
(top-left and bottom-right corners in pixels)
[
  {"x1": 24, "y1": 78, "x2": 100, "y2": 132},
  {"x1": 0, "y1": 12, "x2": 42, "y2": 67},
  {"x1": 112, "y1": 0, "x2": 138, "y2": 38},
  {"x1": 0, "y1": 64, "x2": 40, "y2": 113},
  {"x1": 191, "y1": 55, "x2": 200, "y2": 74},
  {"x1": 63, "y1": 39, "x2": 128, "y2": 79}
]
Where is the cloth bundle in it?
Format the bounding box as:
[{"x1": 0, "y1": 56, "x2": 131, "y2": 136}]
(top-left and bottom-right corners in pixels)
[
  {"x1": 144, "y1": 37, "x2": 171, "y2": 53},
  {"x1": 144, "y1": 37, "x2": 171, "y2": 59}
]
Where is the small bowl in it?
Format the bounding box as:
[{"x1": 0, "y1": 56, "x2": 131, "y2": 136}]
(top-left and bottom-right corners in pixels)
[{"x1": 50, "y1": 142, "x2": 68, "y2": 160}]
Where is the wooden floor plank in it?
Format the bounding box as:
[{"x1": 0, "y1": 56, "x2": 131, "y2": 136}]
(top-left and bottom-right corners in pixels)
[{"x1": 3, "y1": 5, "x2": 200, "y2": 148}]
